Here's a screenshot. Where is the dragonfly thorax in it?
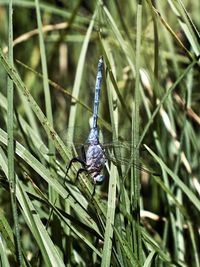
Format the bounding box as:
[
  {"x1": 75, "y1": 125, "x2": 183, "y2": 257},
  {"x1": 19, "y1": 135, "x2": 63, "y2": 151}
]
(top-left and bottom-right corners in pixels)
[{"x1": 87, "y1": 127, "x2": 99, "y2": 145}]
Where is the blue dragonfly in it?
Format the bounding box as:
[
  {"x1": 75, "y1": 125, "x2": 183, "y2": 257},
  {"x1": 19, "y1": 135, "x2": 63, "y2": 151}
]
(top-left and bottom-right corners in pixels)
[
  {"x1": 66, "y1": 57, "x2": 107, "y2": 185},
  {"x1": 66, "y1": 57, "x2": 159, "y2": 187}
]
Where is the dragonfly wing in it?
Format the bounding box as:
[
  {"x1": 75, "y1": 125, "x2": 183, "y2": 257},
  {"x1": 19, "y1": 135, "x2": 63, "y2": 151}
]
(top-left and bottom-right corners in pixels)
[{"x1": 104, "y1": 148, "x2": 161, "y2": 176}]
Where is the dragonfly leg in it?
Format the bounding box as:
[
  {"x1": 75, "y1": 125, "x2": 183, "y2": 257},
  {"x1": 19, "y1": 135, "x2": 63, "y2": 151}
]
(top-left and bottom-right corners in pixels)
[
  {"x1": 81, "y1": 144, "x2": 86, "y2": 162},
  {"x1": 76, "y1": 169, "x2": 96, "y2": 198},
  {"x1": 75, "y1": 168, "x2": 88, "y2": 183},
  {"x1": 91, "y1": 184, "x2": 96, "y2": 198},
  {"x1": 65, "y1": 157, "x2": 85, "y2": 175},
  {"x1": 64, "y1": 157, "x2": 86, "y2": 186}
]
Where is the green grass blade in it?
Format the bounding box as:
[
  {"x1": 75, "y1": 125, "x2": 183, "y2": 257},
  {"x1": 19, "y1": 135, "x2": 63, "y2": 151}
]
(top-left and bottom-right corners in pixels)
[
  {"x1": 7, "y1": 2, "x2": 23, "y2": 266},
  {"x1": 34, "y1": 0, "x2": 59, "y2": 247},
  {"x1": 144, "y1": 145, "x2": 200, "y2": 213},
  {"x1": 168, "y1": 0, "x2": 200, "y2": 56},
  {"x1": 114, "y1": 228, "x2": 140, "y2": 267},
  {"x1": 102, "y1": 2, "x2": 135, "y2": 74},
  {"x1": 138, "y1": 59, "x2": 197, "y2": 148},
  {"x1": 131, "y1": 1, "x2": 143, "y2": 263},
  {"x1": 17, "y1": 181, "x2": 65, "y2": 267},
  {"x1": 35, "y1": 0, "x2": 55, "y2": 147},
  {"x1": 143, "y1": 251, "x2": 157, "y2": 267},
  {"x1": 0, "y1": 207, "x2": 16, "y2": 264},
  {"x1": 0, "y1": 49, "x2": 70, "y2": 162},
  {"x1": 0, "y1": 129, "x2": 102, "y2": 234},
  {"x1": 0, "y1": 234, "x2": 10, "y2": 267},
  {"x1": 101, "y1": 164, "x2": 117, "y2": 267}
]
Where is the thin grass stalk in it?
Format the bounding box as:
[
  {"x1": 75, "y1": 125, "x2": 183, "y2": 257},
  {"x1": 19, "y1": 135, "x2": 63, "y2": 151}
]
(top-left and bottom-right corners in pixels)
[
  {"x1": 101, "y1": 2, "x2": 136, "y2": 75},
  {"x1": 101, "y1": 49, "x2": 118, "y2": 267},
  {"x1": 173, "y1": 126, "x2": 186, "y2": 263},
  {"x1": 162, "y1": 220, "x2": 169, "y2": 266},
  {"x1": 35, "y1": 0, "x2": 62, "y2": 249},
  {"x1": 148, "y1": 0, "x2": 159, "y2": 82},
  {"x1": 0, "y1": 199, "x2": 17, "y2": 263},
  {"x1": 188, "y1": 222, "x2": 200, "y2": 267},
  {"x1": 176, "y1": 189, "x2": 185, "y2": 263},
  {"x1": 35, "y1": 0, "x2": 56, "y2": 168},
  {"x1": 99, "y1": 36, "x2": 132, "y2": 123},
  {"x1": 0, "y1": 180, "x2": 17, "y2": 266},
  {"x1": 131, "y1": 0, "x2": 143, "y2": 263},
  {"x1": 149, "y1": 1, "x2": 180, "y2": 78},
  {"x1": 153, "y1": 3, "x2": 194, "y2": 61},
  {"x1": 16, "y1": 81, "x2": 40, "y2": 137},
  {"x1": 168, "y1": 0, "x2": 200, "y2": 56},
  {"x1": 7, "y1": 2, "x2": 23, "y2": 266}
]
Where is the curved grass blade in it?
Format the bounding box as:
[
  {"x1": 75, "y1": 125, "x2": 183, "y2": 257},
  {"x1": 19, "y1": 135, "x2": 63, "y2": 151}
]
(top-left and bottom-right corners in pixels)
[{"x1": 144, "y1": 144, "x2": 200, "y2": 213}]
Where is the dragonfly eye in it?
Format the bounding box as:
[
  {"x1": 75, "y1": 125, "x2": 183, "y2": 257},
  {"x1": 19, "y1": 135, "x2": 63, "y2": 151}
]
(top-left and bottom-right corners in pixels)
[{"x1": 94, "y1": 174, "x2": 105, "y2": 184}]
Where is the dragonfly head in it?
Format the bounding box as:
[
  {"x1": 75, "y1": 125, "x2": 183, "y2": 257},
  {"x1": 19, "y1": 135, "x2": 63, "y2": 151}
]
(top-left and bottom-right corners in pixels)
[{"x1": 93, "y1": 174, "x2": 105, "y2": 184}]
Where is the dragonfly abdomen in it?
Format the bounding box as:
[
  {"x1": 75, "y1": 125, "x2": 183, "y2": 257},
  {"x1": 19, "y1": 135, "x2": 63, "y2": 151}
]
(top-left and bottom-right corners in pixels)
[{"x1": 92, "y1": 57, "x2": 103, "y2": 129}]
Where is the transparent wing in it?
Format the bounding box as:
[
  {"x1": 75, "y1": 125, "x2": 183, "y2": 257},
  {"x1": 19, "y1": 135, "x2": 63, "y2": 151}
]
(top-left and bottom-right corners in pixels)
[
  {"x1": 60, "y1": 126, "x2": 160, "y2": 176},
  {"x1": 103, "y1": 145, "x2": 161, "y2": 176},
  {"x1": 59, "y1": 125, "x2": 134, "y2": 146}
]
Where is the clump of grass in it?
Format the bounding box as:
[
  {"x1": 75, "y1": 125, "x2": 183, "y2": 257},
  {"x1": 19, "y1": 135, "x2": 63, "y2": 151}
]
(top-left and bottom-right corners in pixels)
[{"x1": 0, "y1": 1, "x2": 199, "y2": 266}]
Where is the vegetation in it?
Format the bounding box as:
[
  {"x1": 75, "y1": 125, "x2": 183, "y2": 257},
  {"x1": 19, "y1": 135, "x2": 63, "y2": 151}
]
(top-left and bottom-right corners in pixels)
[{"x1": 0, "y1": 0, "x2": 199, "y2": 266}]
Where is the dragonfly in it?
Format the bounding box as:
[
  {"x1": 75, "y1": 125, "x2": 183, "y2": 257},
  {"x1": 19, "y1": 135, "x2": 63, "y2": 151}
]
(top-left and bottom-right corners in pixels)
[
  {"x1": 66, "y1": 57, "x2": 159, "y2": 187},
  {"x1": 66, "y1": 56, "x2": 107, "y2": 185}
]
